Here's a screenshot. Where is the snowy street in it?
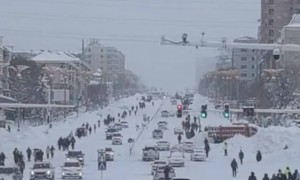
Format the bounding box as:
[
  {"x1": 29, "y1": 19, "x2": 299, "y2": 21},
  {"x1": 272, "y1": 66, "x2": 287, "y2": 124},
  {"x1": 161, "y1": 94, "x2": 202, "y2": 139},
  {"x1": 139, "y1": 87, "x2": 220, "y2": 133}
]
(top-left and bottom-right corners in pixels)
[{"x1": 1, "y1": 94, "x2": 300, "y2": 180}]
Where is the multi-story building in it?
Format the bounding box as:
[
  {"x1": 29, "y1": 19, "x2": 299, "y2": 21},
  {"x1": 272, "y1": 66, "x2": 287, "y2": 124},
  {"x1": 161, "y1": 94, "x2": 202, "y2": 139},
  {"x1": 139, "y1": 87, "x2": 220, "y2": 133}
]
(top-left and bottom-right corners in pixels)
[
  {"x1": 260, "y1": 0, "x2": 300, "y2": 44},
  {"x1": 232, "y1": 36, "x2": 258, "y2": 83},
  {"x1": 84, "y1": 40, "x2": 125, "y2": 81}
]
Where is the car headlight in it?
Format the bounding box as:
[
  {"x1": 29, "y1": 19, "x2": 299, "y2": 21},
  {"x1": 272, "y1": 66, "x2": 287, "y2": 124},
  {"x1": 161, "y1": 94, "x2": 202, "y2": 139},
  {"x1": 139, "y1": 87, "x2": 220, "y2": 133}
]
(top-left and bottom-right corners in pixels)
[
  {"x1": 30, "y1": 171, "x2": 35, "y2": 175},
  {"x1": 46, "y1": 170, "x2": 51, "y2": 175}
]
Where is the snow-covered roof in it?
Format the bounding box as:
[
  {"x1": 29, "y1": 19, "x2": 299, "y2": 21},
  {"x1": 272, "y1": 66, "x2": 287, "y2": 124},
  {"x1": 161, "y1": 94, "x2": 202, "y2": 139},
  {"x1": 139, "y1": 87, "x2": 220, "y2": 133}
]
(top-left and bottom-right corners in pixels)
[
  {"x1": 285, "y1": 14, "x2": 300, "y2": 28},
  {"x1": 31, "y1": 51, "x2": 80, "y2": 63},
  {"x1": 235, "y1": 36, "x2": 257, "y2": 41}
]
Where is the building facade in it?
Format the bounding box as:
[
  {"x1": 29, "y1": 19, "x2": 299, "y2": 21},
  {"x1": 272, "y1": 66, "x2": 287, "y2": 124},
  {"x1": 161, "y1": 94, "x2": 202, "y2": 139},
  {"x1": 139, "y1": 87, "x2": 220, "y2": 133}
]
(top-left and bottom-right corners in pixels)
[
  {"x1": 84, "y1": 40, "x2": 125, "y2": 81},
  {"x1": 232, "y1": 36, "x2": 258, "y2": 83},
  {"x1": 260, "y1": 0, "x2": 300, "y2": 44}
]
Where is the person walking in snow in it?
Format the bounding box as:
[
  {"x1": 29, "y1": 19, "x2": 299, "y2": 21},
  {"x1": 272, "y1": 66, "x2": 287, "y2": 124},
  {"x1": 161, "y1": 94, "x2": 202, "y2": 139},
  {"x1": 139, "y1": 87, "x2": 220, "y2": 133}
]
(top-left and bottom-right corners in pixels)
[
  {"x1": 94, "y1": 124, "x2": 96, "y2": 133},
  {"x1": 238, "y1": 149, "x2": 244, "y2": 165},
  {"x1": 277, "y1": 169, "x2": 287, "y2": 180},
  {"x1": 204, "y1": 142, "x2": 210, "y2": 158},
  {"x1": 50, "y1": 146, "x2": 55, "y2": 158},
  {"x1": 98, "y1": 120, "x2": 101, "y2": 128},
  {"x1": 224, "y1": 142, "x2": 228, "y2": 156},
  {"x1": 285, "y1": 167, "x2": 291, "y2": 179},
  {"x1": 292, "y1": 170, "x2": 300, "y2": 180},
  {"x1": 177, "y1": 134, "x2": 182, "y2": 144},
  {"x1": 270, "y1": 174, "x2": 277, "y2": 180},
  {"x1": 0, "y1": 152, "x2": 6, "y2": 166},
  {"x1": 88, "y1": 127, "x2": 92, "y2": 135},
  {"x1": 26, "y1": 147, "x2": 32, "y2": 162},
  {"x1": 262, "y1": 173, "x2": 270, "y2": 180},
  {"x1": 70, "y1": 136, "x2": 76, "y2": 150},
  {"x1": 231, "y1": 158, "x2": 238, "y2": 177},
  {"x1": 248, "y1": 172, "x2": 257, "y2": 180},
  {"x1": 46, "y1": 146, "x2": 50, "y2": 159},
  {"x1": 58, "y1": 137, "x2": 63, "y2": 151},
  {"x1": 256, "y1": 150, "x2": 262, "y2": 162}
]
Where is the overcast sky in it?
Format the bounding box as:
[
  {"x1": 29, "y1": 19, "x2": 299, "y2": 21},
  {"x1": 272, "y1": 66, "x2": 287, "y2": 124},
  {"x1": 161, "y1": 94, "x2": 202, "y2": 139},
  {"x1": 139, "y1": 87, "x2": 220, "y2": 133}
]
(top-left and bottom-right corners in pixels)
[{"x1": 0, "y1": 0, "x2": 260, "y2": 93}]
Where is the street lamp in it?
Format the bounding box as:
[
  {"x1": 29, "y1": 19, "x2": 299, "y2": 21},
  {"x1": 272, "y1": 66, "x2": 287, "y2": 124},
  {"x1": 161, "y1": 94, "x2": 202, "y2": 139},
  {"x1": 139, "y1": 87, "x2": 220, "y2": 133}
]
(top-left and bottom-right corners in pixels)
[{"x1": 17, "y1": 72, "x2": 22, "y2": 131}]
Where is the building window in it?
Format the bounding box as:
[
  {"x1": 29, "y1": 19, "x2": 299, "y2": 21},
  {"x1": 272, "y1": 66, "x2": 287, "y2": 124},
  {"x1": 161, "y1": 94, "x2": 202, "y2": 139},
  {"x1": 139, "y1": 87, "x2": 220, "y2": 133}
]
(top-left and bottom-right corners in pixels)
[
  {"x1": 241, "y1": 73, "x2": 247, "y2": 77},
  {"x1": 252, "y1": 65, "x2": 255, "y2": 69},
  {"x1": 269, "y1": 0, "x2": 274, "y2": 4},
  {"x1": 241, "y1": 65, "x2": 247, "y2": 69},
  {"x1": 269, "y1": 9, "x2": 274, "y2": 16},
  {"x1": 241, "y1": 57, "x2": 247, "y2": 61},
  {"x1": 241, "y1": 49, "x2": 247, "y2": 52},
  {"x1": 269, "y1": 19, "x2": 274, "y2": 27},
  {"x1": 269, "y1": 30, "x2": 274, "y2": 36}
]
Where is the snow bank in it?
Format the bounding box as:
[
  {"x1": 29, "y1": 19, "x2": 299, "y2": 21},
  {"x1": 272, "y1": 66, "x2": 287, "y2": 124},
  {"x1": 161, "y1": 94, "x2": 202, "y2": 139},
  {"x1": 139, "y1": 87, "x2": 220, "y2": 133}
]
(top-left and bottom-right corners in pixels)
[{"x1": 225, "y1": 126, "x2": 300, "y2": 154}]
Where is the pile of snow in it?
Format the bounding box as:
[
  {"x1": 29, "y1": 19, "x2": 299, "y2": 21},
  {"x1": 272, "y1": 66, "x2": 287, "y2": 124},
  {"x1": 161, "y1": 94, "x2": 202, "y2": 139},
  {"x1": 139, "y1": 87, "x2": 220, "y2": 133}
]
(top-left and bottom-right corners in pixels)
[{"x1": 225, "y1": 126, "x2": 300, "y2": 155}]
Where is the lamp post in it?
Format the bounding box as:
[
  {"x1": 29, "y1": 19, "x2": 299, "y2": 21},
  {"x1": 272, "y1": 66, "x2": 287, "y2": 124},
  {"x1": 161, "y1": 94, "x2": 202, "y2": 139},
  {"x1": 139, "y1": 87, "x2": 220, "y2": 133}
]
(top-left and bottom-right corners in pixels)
[{"x1": 17, "y1": 72, "x2": 22, "y2": 131}]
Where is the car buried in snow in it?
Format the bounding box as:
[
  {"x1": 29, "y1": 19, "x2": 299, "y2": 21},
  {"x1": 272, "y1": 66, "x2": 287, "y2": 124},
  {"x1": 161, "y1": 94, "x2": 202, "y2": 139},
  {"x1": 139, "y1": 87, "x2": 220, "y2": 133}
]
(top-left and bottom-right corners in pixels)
[
  {"x1": 66, "y1": 151, "x2": 85, "y2": 166},
  {"x1": 30, "y1": 162, "x2": 55, "y2": 180},
  {"x1": 105, "y1": 128, "x2": 119, "y2": 140},
  {"x1": 168, "y1": 152, "x2": 185, "y2": 167},
  {"x1": 152, "y1": 129, "x2": 163, "y2": 139},
  {"x1": 161, "y1": 110, "x2": 169, "y2": 118},
  {"x1": 120, "y1": 121, "x2": 129, "y2": 128},
  {"x1": 157, "y1": 121, "x2": 168, "y2": 130},
  {"x1": 155, "y1": 140, "x2": 170, "y2": 151},
  {"x1": 174, "y1": 127, "x2": 184, "y2": 135},
  {"x1": 61, "y1": 158, "x2": 82, "y2": 179},
  {"x1": 112, "y1": 136, "x2": 123, "y2": 145},
  {"x1": 142, "y1": 146, "x2": 159, "y2": 161},
  {"x1": 104, "y1": 148, "x2": 114, "y2": 161},
  {"x1": 0, "y1": 167, "x2": 23, "y2": 180},
  {"x1": 150, "y1": 160, "x2": 168, "y2": 175},
  {"x1": 181, "y1": 140, "x2": 196, "y2": 153},
  {"x1": 153, "y1": 165, "x2": 176, "y2": 180},
  {"x1": 190, "y1": 148, "x2": 206, "y2": 161}
]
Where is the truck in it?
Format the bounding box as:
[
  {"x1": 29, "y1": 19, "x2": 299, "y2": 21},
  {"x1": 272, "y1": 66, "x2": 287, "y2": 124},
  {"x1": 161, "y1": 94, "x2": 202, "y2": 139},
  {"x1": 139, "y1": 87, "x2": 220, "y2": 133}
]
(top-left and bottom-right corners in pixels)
[{"x1": 205, "y1": 123, "x2": 258, "y2": 143}]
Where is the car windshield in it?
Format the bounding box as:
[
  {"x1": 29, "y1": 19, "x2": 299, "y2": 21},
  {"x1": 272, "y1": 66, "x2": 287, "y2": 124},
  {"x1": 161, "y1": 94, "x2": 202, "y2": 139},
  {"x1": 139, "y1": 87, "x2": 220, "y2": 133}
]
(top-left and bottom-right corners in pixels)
[
  {"x1": 107, "y1": 129, "x2": 117, "y2": 133},
  {"x1": 154, "y1": 130, "x2": 161, "y2": 133},
  {"x1": 64, "y1": 162, "x2": 80, "y2": 167},
  {"x1": 33, "y1": 163, "x2": 51, "y2": 169},
  {"x1": 154, "y1": 161, "x2": 166, "y2": 165},
  {"x1": 157, "y1": 141, "x2": 168, "y2": 144},
  {"x1": 144, "y1": 147, "x2": 155, "y2": 150},
  {"x1": 68, "y1": 152, "x2": 83, "y2": 157},
  {"x1": 105, "y1": 148, "x2": 112, "y2": 151}
]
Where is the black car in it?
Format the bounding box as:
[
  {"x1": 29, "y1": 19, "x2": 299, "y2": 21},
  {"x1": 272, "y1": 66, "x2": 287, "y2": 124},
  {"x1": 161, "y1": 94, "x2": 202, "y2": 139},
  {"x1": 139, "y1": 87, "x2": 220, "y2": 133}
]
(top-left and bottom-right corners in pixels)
[
  {"x1": 66, "y1": 151, "x2": 85, "y2": 165},
  {"x1": 0, "y1": 167, "x2": 23, "y2": 180},
  {"x1": 75, "y1": 127, "x2": 87, "y2": 137}
]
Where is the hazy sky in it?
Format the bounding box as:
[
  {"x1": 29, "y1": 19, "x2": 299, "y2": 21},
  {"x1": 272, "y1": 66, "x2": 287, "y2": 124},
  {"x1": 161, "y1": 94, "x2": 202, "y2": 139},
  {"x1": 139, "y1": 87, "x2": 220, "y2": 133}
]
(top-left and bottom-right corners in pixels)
[{"x1": 0, "y1": 0, "x2": 260, "y2": 93}]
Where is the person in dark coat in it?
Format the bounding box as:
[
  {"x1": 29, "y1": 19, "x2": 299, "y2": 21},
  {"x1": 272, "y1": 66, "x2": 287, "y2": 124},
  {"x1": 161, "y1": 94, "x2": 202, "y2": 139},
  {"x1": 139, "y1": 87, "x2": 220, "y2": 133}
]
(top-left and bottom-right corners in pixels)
[
  {"x1": 26, "y1": 147, "x2": 32, "y2": 161},
  {"x1": 50, "y1": 146, "x2": 55, "y2": 158},
  {"x1": 248, "y1": 172, "x2": 257, "y2": 180},
  {"x1": 18, "y1": 160, "x2": 25, "y2": 175},
  {"x1": 277, "y1": 169, "x2": 287, "y2": 180},
  {"x1": 0, "y1": 152, "x2": 6, "y2": 166},
  {"x1": 204, "y1": 143, "x2": 210, "y2": 158},
  {"x1": 256, "y1": 150, "x2": 262, "y2": 162},
  {"x1": 164, "y1": 165, "x2": 170, "y2": 180},
  {"x1": 270, "y1": 174, "x2": 277, "y2": 180},
  {"x1": 98, "y1": 120, "x2": 101, "y2": 128},
  {"x1": 177, "y1": 134, "x2": 182, "y2": 144},
  {"x1": 94, "y1": 124, "x2": 96, "y2": 133},
  {"x1": 70, "y1": 137, "x2": 76, "y2": 150},
  {"x1": 238, "y1": 149, "x2": 244, "y2": 165},
  {"x1": 292, "y1": 169, "x2": 300, "y2": 180},
  {"x1": 58, "y1": 137, "x2": 63, "y2": 150},
  {"x1": 262, "y1": 173, "x2": 270, "y2": 180},
  {"x1": 231, "y1": 158, "x2": 238, "y2": 177},
  {"x1": 89, "y1": 127, "x2": 92, "y2": 134}
]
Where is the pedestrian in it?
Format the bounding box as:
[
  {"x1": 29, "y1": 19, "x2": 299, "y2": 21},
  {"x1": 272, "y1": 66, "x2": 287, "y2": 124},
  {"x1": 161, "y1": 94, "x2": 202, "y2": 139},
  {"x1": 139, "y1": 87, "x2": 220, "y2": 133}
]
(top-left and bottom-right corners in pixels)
[
  {"x1": 94, "y1": 124, "x2": 96, "y2": 133},
  {"x1": 26, "y1": 147, "x2": 32, "y2": 162},
  {"x1": 98, "y1": 120, "x2": 101, "y2": 128},
  {"x1": 248, "y1": 172, "x2": 257, "y2": 180},
  {"x1": 224, "y1": 142, "x2": 228, "y2": 156},
  {"x1": 204, "y1": 143, "x2": 210, "y2": 158},
  {"x1": 164, "y1": 165, "x2": 170, "y2": 180},
  {"x1": 285, "y1": 167, "x2": 291, "y2": 179},
  {"x1": 50, "y1": 146, "x2": 55, "y2": 158},
  {"x1": 18, "y1": 159, "x2": 25, "y2": 175},
  {"x1": 70, "y1": 136, "x2": 76, "y2": 150},
  {"x1": 89, "y1": 127, "x2": 92, "y2": 134},
  {"x1": 262, "y1": 174, "x2": 270, "y2": 180},
  {"x1": 58, "y1": 137, "x2": 63, "y2": 150},
  {"x1": 7, "y1": 125, "x2": 11, "y2": 132},
  {"x1": 270, "y1": 174, "x2": 277, "y2": 180},
  {"x1": 238, "y1": 149, "x2": 244, "y2": 165},
  {"x1": 46, "y1": 146, "x2": 50, "y2": 159},
  {"x1": 0, "y1": 152, "x2": 6, "y2": 166},
  {"x1": 277, "y1": 169, "x2": 287, "y2": 180},
  {"x1": 292, "y1": 170, "x2": 300, "y2": 180},
  {"x1": 231, "y1": 158, "x2": 238, "y2": 177},
  {"x1": 256, "y1": 150, "x2": 262, "y2": 162},
  {"x1": 177, "y1": 134, "x2": 182, "y2": 144}
]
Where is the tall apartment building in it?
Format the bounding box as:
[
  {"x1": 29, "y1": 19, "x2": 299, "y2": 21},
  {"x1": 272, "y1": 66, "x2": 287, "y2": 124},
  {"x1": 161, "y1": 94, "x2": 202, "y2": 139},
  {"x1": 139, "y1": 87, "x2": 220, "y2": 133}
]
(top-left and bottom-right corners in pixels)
[
  {"x1": 260, "y1": 0, "x2": 300, "y2": 44},
  {"x1": 84, "y1": 40, "x2": 125, "y2": 81},
  {"x1": 232, "y1": 37, "x2": 258, "y2": 83}
]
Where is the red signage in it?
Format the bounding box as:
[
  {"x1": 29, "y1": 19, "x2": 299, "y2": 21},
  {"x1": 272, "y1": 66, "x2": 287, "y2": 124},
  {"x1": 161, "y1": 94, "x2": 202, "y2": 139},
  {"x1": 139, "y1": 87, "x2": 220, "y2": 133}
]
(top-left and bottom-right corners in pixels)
[{"x1": 177, "y1": 104, "x2": 183, "y2": 110}]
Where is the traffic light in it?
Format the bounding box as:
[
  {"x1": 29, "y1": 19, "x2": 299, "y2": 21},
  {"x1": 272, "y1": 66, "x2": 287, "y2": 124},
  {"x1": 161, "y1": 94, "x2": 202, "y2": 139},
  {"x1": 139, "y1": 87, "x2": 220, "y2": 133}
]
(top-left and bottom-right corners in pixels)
[
  {"x1": 177, "y1": 104, "x2": 182, "y2": 118},
  {"x1": 223, "y1": 104, "x2": 230, "y2": 118},
  {"x1": 200, "y1": 105, "x2": 207, "y2": 118}
]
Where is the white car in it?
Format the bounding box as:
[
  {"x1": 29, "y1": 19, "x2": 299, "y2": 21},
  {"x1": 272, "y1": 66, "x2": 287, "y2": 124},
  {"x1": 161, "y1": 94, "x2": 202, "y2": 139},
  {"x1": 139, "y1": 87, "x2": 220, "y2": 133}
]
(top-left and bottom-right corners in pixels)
[
  {"x1": 61, "y1": 159, "x2": 82, "y2": 179},
  {"x1": 161, "y1": 111, "x2": 169, "y2": 118},
  {"x1": 156, "y1": 140, "x2": 170, "y2": 151},
  {"x1": 120, "y1": 121, "x2": 129, "y2": 128},
  {"x1": 181, "y1": 140, "x2": 195, "y2": 153},
  {"x1": 112, "y1": 137, "x2": 123, "y2": 145},
  {"x1": 152, "y1": 129, "x2": 163, "y2": 139},
  {"x1": 190, "y1": 148, "x2": 206, "y2": 161},
  {"x1": 169, "y1": 111, "x2": 176, "y2": 117},
  {"x1": 150, "y1": 160, "x2": 168, "y2": 175},
  {"x1": 174, "y1": 128, "x2": 184, "y2": 135},
  {"x1": 157, "y1": 121, "x2": 168, "y2": 130},
  {"x1": 30, "y1": 162, "x2": 55, "y2": 180},
  {"x1": 168, "y1": 152, "x2": 185, "y2": 167},
  {"x1": 142, "y1": 146, "x2": 159, "y2": 161},
  {"x1": 153, "y1": 166, "x2": 176, "y2": 180}
]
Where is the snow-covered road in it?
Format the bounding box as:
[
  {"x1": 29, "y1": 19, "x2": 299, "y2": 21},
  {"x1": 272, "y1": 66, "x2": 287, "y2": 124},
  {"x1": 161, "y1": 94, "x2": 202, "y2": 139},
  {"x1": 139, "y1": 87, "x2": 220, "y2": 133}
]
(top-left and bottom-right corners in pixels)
[{"x1": 1, "y1": 94, "x2": 300, "y2": 180}]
